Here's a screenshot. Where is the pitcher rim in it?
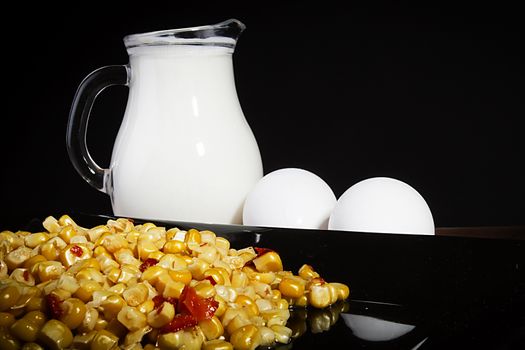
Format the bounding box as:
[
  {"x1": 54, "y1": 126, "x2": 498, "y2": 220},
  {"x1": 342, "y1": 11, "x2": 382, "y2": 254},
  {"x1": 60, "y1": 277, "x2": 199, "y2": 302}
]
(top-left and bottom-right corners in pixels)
[{"x1": 124, "y1": 18, "x2": 246, "y2": 49}]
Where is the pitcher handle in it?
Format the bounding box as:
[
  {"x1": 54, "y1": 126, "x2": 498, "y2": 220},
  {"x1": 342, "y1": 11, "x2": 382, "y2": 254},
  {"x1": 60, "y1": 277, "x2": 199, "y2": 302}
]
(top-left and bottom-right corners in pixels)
[{"x1": 66, "y1": 65, "x2": 129, "y2": 193}]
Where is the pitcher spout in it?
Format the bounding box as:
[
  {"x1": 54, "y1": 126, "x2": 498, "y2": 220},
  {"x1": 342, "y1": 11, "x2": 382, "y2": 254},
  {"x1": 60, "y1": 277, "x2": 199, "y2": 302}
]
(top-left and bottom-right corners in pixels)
[{"x1": 124, "y1": 18, "x2": 246, "y2": 49}]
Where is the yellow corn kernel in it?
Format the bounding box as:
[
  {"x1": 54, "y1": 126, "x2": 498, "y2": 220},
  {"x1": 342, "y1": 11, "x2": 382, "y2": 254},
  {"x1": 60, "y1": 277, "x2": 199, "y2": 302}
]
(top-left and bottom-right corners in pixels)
[
  {"x1": 203, "y1": 339, "x2": 233, "y2": 350},
  {"x1": 121, "y1": 283, "x2": 147, "y2": 307},
  {"x1": 279, "y1": 277, "x2": 305, "y2": 299},
  {"x1": 105, "y1": 318, "x2": 127, "y2": 341},
  {"x1": 254, "y1": 298, "x2": 273, "y2": 313},
  {"x1": 76, "y1": 267, "x2": 105, "y2": 284},
  {"x1": 9, "y1": 310, "x2": 46, "y2": 342},
  {"x1": 163, "y1": 240, "x2": 187, "y2": 254},
  {"x1": 155, "y1": 272, "x2": 174, "y2": 294},
  {"x1": 330, "y1": 282, "x2": 350, "y2": 301},
  {"x1": 102, "y1": 234, "x2": 129, "y2": 253},
  {"x1": 251, "y1": 281, "x2": 272, "y2": 298},
  {"x1": 118, "y1": 305, "x2": 148, "y2": 331},
  {"x1": 158, "y1": 328, "x2": 204, "y2": 350},
  {"x1": 158, "y1": 254, "x2": 188, "y2": 271},
  {"x1": 187, "y1": 258, "x2": 209, "y2": 280},
  {"x1": 94, "y1": 318, "x2": 108, "y2": 331},
  {"x1": 93, "y1": 245, "x2": 109, "y2": 257},
  {"x1": 9, "y1": 268, "x2": 35, "y2": 286},
  {"x1": 100, "y1": 294, "x2": 126, "y2": 319},
  {"x1": 86, "y1": 225, "x2": 109, "y2": 243},
  {"x1": 214, "y1": 285, "x2": 237, "y2": 303},
  {"x1": 137, "y1": 299, "x2": 155, "y2": 314},
  {"x1": 59, "y1": 298, "x2": 87, "y2": 330},
  {"x1": 251, "y1": 272, "x2": 276, "y2": 285},
  {"x1": 215, "y1": 267, "x2": 231, "y2": 285},
  {"x1": 235, "y1": 295, "x2": 259, "y2": 317},
  {"x1": 118, "y1": 264, "x2": 141, "y2": 284},
  {"x1": 37, "y1": 319, "x2": 73, "y2": 350},
  {"x1": 293, "y1": 295, "x2": 308, "y2": 307},
  {"x1": 77, "y1": 258, "x2": 101, "y2": 271},
  {"x1": 96, "y1": 254, "x2": 120, "y2": 274},
  {"x1": 106, "y1": 268, "x2": 121, "y2": 284},
  {"x1": 203, "y1": 268, "x2": 225, "y2": 286},
  {"x1": 214, "y1": 236, "x2": 229, "y2": 250},
  {"x1": 194, "y1": 281, "x2": 216, "y2": 299},
  {"x1": 72, "y1": 330, "x2": 97, "y2": 349},
  {"x1": 0, "y1": 312, "x2": 15, "y2": 327},
  {"x1": 23, "y1": 255, "x2": 47, "y2": 272},
  {"x1": 197, "y1": 245, "x2": 218, "y2": 264},
  {"x1": 137, "y1": 239, "x2": 159, "y2": 260},
  {"x1": 199, "y1": 230, "x2": 216, "y2": 244},
  {"x1": 24, "y1": 232, "x2": 50, "y2": 249},
  {"x1": 59, "y1": 244, "x2": 92, "y2": 268},
  {"x1": 147, "y1": 301, "x2": 175, "y2": 328},
  {"x1": 141, "y1": 266, "x2": 167, "y2": 284},
  {"x1": 146, "y1": 250, "x2": 165, "y2": 261},
  {"x1": 229, "y1": 324, "x2": 261, "y2": 350},
  {"x1": 258, "y1": 326, "x2": 276, "y2": 346},
  {"x1": 57, "y1": 274, "x2": 80, "y2": 294},
  {"x1": 224, "y1": 317, "x2": 252, "y2": 338},
  {"x1": 277, "y1": 298, "x2": 290, "y2": 310},
  {"x1": 114, "y1": 248, "x2": 141, "y2": 267},
  {"x1": 5, "y1": 246, "x2": 33, "y2": 271},
  {"x1": 260, "y1": 309, "x2": 290, "y2": 327},
  {"x1": 37, "y1": 261, "x2": 64, "y2": 282},
  {"x1": 126, "y1": 230, "x2": 141, "y2": 243},
  {"x1": 123, "y1": 325, "x2": 153, "y2": 348},
  {"x1": 168, "y1": 269, "x2": 193, "y2": 285},
  {"x1": 49, "y1": 287, "x2": 72, "y2": 302},
  {"x1": 90, "y1": 329, "x2": 119, "y2": 350},
  {"x1": 58, "y1": 215, "x2": 77, "y2": 228},
  {"x1": 165, "y1": 227, "x2": 180, "y2": 241},
  {"x1": 213, "y1": 294, "x2": 227, "y2": 318},
  {"x1": 326, "y1": 282, "x2": 339, "y2": 305},
  {"x1": 185, "y1": 229, "x2": 202, "y2": 245},
  {"x1": 108, "y1": 283, "x2": 127, "y2": 294},
  {"x1": 162, "y1": 280, "x2": 185, "y2": 299},
  {"x1": 271, "y1": 325, "x2": 293, "y2": 344},
  {"x1": 231, "y1": 270, "x2": 248, "y2": 289},
  {"x1": 252, "y1": 252, "x2": 283, "y2": 273},
  {"x1": 42, "y1": 216, "x2": 61, "y2": 233},
  {"x1": 198, "y1": 315, "x2": 224, "y2": 341},
  {"x1": 58, "y1": 225, "x2": 76, "y2": 244},
  {"x1": 220, "y1": 308, "x2": 248, "y2": 330},
  {"x1": 308, "y1": 284, "x2": 331, "y2": 309},
  {"x1": 298, "y1": 264, "x2": 320, "y2": 279}
]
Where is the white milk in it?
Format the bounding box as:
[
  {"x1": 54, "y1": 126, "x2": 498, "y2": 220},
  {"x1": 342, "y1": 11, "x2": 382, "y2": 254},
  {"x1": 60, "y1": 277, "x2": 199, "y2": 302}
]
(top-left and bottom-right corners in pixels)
[{"x1": 108, "y1": 44, "x2": 263, "y2": 224}]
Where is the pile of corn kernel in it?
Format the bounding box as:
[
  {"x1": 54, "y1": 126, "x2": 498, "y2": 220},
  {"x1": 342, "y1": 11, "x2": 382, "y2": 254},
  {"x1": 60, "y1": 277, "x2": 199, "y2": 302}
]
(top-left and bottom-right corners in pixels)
[{"x1": 0, "y1": 215, "x2": 349, "y2": 350}]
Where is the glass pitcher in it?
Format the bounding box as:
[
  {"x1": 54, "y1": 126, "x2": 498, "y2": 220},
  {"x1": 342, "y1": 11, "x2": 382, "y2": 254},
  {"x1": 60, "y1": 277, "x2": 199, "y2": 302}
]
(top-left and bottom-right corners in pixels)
[{"x1": 66, "y1": 19, "x2": 263, "y2": 224}]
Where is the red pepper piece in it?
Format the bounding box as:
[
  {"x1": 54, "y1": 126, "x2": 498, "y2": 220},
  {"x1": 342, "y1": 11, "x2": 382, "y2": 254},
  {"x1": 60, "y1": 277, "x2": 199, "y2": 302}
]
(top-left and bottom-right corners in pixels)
[
  {"x1": 139, "y1": 258, "x2": 159, "y2": 272},
  {"x1": 178, "y1": 286, "x2": 219, "y2": 321},
  {"x1": 254, "y1": 247, "x2": 274, "y2": 257},
  {"x1": 70, "y1": 245, "x2": 83, "y2": 257},
  {"x1": 159, "y1": 313, "x2": 198, "y2": 334},
  {"x1": 205, "y1": 276, "x2": 217, "y2": 286},
  {"x1": 46, "y1": 294, "x2": 63, "y2": 319}
]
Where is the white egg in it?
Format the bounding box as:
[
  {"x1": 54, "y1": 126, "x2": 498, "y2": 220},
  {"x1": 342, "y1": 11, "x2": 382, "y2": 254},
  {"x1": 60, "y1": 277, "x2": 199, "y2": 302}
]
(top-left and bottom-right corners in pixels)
[
  {"x1": 242, "y1": 168, "x2": 337, "y2": 229},
  {"x1": 328, "y1": 177, "x2": 435, "y2": 235}
]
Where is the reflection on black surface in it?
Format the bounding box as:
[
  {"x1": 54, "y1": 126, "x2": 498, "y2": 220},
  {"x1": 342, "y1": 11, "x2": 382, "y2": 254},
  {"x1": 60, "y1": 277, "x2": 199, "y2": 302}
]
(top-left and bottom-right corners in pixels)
[
  {"x1": 284, "y1": 299, "x2": 429, "y2": 349},
  {"x1": 341, "y1": 313, "x2": 415, "y2": 341}
]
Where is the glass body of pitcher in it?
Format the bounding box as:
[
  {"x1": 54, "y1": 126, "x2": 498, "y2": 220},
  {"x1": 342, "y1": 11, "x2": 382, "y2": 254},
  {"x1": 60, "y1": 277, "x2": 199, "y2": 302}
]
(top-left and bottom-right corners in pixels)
[{"x1": 67, "y1": 19, "x2": 263, "y2": 224}]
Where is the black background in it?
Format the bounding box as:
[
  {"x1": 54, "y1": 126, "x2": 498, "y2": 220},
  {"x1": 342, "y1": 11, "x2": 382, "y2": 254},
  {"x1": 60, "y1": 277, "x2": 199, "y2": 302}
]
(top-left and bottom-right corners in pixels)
[{"x1": 1, "y1": 1, "x2": 523, "y2": 228}]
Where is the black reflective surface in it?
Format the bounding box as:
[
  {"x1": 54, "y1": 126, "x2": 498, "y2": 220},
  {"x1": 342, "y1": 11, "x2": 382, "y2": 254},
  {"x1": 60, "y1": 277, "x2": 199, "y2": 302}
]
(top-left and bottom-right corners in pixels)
[{"x1": 9, "y1": 213, "x2": 525, "y2": 349}]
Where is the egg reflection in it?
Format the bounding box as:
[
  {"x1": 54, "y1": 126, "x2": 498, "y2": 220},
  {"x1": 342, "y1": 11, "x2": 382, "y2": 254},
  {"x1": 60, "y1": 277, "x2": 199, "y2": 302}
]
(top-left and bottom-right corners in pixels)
[{"x1": 341, "y1": 313, "x2": 416, "y2": 341}]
